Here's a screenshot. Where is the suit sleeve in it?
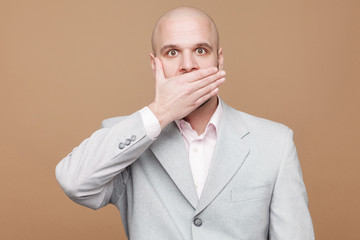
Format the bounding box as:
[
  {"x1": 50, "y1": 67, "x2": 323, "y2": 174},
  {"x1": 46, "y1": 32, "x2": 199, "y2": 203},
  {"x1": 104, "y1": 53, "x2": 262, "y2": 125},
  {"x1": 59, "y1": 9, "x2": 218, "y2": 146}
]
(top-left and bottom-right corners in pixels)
[
  {"x1": 55, "y1": 111, "x2": 154, "y2": 210},
  {"x1": 269, "y1": 129, "x2": 315, "y2": 240}
]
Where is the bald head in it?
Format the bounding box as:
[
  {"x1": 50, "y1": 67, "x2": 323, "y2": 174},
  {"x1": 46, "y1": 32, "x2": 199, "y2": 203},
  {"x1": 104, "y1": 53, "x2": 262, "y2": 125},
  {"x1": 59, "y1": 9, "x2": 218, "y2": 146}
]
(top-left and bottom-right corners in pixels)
[{"x1": 151, "y1": 7, "x2": 219, "y2": 55}]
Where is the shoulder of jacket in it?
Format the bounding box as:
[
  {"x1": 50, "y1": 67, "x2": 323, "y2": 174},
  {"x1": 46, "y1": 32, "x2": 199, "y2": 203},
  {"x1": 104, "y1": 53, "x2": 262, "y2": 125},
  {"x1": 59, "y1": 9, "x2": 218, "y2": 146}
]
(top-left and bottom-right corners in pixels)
[
  {"x1": 227, "y1": 105, "x2": 292, "y2": 138},
  {"x1": 243, "y1": 111, "x2": 289, "y2": 130},
  {"x1": 233, "y1": 110, "x2": 294, "y2": 149},
  {"x1": 222, "y1": 100, "x2": 291, "y2": 134}
]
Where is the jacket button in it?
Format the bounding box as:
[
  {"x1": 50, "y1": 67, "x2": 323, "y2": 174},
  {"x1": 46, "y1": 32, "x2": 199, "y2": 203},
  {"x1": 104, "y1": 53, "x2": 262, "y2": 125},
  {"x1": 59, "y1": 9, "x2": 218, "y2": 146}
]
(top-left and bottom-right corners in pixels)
[
  {"x1": 125, "y1": 139, "x2": 131, "y2": 146},
  {"x1": 118, "y1": 142, "x2": 125, "y2": 149},
  {"x1": 131, "y1": 135, "x2": 136, "y2": 141},
  {"x1": 193, "y1": 218, "x2": 202, "y2": 227}
]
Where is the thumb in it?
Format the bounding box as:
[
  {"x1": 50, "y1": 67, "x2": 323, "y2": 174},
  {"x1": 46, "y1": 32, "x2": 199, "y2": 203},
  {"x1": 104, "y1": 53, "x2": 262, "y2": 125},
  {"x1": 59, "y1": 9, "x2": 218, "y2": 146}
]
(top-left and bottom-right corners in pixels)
[{"x1": 155, "y1": 57, "x2": 165, "y2": 80}]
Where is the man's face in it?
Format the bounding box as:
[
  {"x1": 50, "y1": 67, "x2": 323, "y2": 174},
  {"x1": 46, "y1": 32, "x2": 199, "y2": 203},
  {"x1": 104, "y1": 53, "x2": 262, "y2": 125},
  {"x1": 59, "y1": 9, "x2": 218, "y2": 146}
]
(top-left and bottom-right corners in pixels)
[{"x1": 152, "y1": 16, "x2": 223, "y2": 78}]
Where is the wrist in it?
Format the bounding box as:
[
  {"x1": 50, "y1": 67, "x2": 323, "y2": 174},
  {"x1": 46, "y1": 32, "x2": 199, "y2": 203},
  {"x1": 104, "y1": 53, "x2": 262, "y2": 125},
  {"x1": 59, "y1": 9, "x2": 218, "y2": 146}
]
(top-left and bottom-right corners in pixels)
[{"x1": 148, "y1": 102, "x2": 172, "y2": 130}]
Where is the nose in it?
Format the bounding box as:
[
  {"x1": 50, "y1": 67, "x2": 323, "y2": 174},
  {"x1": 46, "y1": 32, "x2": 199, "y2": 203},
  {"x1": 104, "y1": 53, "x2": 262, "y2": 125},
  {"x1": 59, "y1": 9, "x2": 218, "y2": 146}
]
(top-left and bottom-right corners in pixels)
[{"x1": 179, "y1": 51, "x2": 198, "y2": 73}]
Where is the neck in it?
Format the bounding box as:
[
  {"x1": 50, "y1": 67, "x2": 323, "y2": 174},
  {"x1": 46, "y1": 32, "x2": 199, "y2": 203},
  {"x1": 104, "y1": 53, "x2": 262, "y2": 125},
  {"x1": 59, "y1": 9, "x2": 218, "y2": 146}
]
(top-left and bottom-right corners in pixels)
[{"x1": 183, "y1": 96, "x2": 218, "y2": 135}]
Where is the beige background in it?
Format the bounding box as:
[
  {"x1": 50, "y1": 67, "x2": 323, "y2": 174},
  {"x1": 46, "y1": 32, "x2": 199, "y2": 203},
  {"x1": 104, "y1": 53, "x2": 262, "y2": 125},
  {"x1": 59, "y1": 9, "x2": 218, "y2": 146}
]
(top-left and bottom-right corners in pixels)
[{"x1": 1, "y1": 0, "x2": 359, "y2": 239}]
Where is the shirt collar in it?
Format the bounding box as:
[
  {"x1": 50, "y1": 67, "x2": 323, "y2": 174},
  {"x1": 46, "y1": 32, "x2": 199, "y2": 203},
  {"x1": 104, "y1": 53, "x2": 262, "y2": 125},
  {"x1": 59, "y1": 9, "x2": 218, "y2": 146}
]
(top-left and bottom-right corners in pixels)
[{"x1": 175, "y1": 96, "x2": 223, "y2": 140}]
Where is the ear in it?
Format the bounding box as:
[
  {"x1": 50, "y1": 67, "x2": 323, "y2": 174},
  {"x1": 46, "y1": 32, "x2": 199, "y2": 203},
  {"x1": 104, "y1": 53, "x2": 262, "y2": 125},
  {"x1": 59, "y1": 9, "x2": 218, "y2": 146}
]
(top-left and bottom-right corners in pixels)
[
  {"x1": 150, "y1": 53, "x2": 156, "y2": 76},
  {"x1": 217, "y1": 48, "x2": 224, "y2": 70}
]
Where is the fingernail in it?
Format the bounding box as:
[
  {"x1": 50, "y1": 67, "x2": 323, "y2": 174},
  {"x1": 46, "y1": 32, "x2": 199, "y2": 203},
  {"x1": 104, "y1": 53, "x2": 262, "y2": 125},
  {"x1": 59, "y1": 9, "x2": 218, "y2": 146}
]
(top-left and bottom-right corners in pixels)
[
  {"x1": 213, "y1": 67, "x2": 218, "y2": 72},
  {"x1": 220, "y1": 70, "x2": 226, "y2": 76}
]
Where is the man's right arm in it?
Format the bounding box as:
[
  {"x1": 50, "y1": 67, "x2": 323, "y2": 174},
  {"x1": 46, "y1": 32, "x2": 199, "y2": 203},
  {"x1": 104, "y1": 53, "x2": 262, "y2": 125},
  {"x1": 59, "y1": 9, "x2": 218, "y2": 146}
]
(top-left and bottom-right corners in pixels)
[
  {"x1": 55, "y1": 58, "x2": 225, "y2": 209},
  {"x1": 55, "y1": 110, "x2": 155, "y2": 210}
]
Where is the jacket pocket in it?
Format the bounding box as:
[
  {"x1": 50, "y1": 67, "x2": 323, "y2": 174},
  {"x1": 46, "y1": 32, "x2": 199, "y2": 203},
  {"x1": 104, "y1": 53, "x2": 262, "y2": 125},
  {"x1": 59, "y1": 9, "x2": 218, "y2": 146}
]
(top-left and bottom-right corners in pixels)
[{"x1": 231, "y1": 184, "x2": 271, "y2": 202}]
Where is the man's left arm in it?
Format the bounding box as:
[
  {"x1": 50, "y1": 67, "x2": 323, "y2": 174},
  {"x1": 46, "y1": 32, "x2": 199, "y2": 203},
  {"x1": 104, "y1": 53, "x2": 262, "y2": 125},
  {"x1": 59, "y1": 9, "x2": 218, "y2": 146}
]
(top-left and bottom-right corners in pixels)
[{"x1": 269, "y1": 128, "x2": 315, "y2": 240}]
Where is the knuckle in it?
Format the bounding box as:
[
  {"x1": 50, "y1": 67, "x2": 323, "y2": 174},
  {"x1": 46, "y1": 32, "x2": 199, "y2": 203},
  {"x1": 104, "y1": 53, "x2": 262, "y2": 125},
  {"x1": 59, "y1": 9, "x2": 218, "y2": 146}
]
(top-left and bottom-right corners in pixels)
[
  {"x1": 184, "y1": 87, "x2": 192, "y2": 95},
  {"x1": 189, "y1": 100, "x2": 197, "y2": 108}
]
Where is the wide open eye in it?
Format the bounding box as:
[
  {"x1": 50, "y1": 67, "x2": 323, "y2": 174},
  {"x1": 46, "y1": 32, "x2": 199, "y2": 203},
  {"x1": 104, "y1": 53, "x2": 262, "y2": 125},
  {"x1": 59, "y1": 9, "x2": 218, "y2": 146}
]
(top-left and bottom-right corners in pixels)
[
  {"x1": 168, "y1": 49, "x2": 179, "y2": 57},
  {"x1": 195, "y1": 48, "x2": 207, "y2": 55}
]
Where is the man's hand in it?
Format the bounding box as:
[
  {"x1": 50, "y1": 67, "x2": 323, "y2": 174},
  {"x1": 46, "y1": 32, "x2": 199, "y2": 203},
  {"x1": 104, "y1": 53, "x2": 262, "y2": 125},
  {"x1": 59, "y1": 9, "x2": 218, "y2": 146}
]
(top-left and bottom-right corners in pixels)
[{"x1": 148, "y1": 57, "x2": 226, "y2": 129}]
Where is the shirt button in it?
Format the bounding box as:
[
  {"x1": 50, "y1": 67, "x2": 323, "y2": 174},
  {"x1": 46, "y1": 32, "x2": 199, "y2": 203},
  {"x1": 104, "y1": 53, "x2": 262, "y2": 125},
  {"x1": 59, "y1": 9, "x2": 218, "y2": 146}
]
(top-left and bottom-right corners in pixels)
[
  {"x1": 125, "y1": 139, "x2": 131, "y2": 146},
  {"x1": 193, "y1": 218, "x2": 202, "y2": 227},
  {"x1": 193, "y1": 147, "x2": 198, "y2": 153}
]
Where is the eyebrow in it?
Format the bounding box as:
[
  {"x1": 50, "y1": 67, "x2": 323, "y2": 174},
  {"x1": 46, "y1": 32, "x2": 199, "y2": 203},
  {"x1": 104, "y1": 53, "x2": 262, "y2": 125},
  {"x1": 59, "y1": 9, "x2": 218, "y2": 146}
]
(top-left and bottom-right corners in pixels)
[
  {"x1": 160, "y1": 42, "x2": 213, "y2": 54},
  {"x1": 160, "y1": 44, "x2": 178, "y2": 54}
]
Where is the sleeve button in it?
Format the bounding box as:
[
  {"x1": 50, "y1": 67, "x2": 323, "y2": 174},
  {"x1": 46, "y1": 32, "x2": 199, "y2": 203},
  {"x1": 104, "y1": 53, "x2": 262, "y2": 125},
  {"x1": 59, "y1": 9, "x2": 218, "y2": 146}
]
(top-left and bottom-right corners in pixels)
[{"x1": 118, "y1": 142, "x2": 125, "y2": 149}]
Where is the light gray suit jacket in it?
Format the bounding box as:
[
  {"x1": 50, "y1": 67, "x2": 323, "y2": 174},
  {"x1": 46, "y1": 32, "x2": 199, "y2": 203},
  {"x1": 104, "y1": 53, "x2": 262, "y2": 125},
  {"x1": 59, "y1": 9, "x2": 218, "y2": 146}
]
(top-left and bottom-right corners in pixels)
[{"x1": 56, "y1": 100, "x2": 315, "y2": 240}]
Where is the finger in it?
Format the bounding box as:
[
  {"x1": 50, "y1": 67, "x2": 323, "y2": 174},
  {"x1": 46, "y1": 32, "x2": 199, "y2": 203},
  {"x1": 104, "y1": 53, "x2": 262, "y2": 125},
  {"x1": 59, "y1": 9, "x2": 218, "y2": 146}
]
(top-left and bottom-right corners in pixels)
[
  {"x1": 193, "y1": 77, "x2": 225, "y2": 101},
  {"x1": 183, "y1": 66, "x2": 218, "y2": 82},
  {"x1": 194, "y1": 88, "x2": 219, "y2": 106},
  {"x1": 155, "y1": 57, "x2": 165, "y2": 80},
  {"x1": 192, "y1": 70, "x2": 226, "y2": 91}
]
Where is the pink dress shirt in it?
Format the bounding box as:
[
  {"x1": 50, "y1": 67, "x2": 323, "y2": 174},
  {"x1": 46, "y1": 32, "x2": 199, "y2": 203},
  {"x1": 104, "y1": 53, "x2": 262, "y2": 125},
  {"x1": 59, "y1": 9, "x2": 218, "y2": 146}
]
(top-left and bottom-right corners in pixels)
[{"x1": 140, "y1": 97, "x2": 222, "y2": 199}]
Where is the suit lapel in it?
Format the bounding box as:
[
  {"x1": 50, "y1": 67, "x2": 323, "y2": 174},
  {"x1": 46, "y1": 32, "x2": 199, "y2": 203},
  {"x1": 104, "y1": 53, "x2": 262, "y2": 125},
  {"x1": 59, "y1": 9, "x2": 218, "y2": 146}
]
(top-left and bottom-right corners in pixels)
[
  {"x1": 149, "y1": 122, "x2": 199, "y2": 209},
  {"x1": 195, "y1": 100, "x2": 251, "y2": 215},
  {"x1": 149, "y1": 100, "x2": 251, "y2": 212}
]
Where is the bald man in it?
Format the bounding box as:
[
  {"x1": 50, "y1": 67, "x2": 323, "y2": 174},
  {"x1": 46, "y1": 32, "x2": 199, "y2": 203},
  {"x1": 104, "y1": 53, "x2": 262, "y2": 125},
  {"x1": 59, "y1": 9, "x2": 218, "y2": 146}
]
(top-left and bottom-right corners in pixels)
[{"x1": 56, "y1": 7, "x2": 315, "y2": 240}]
